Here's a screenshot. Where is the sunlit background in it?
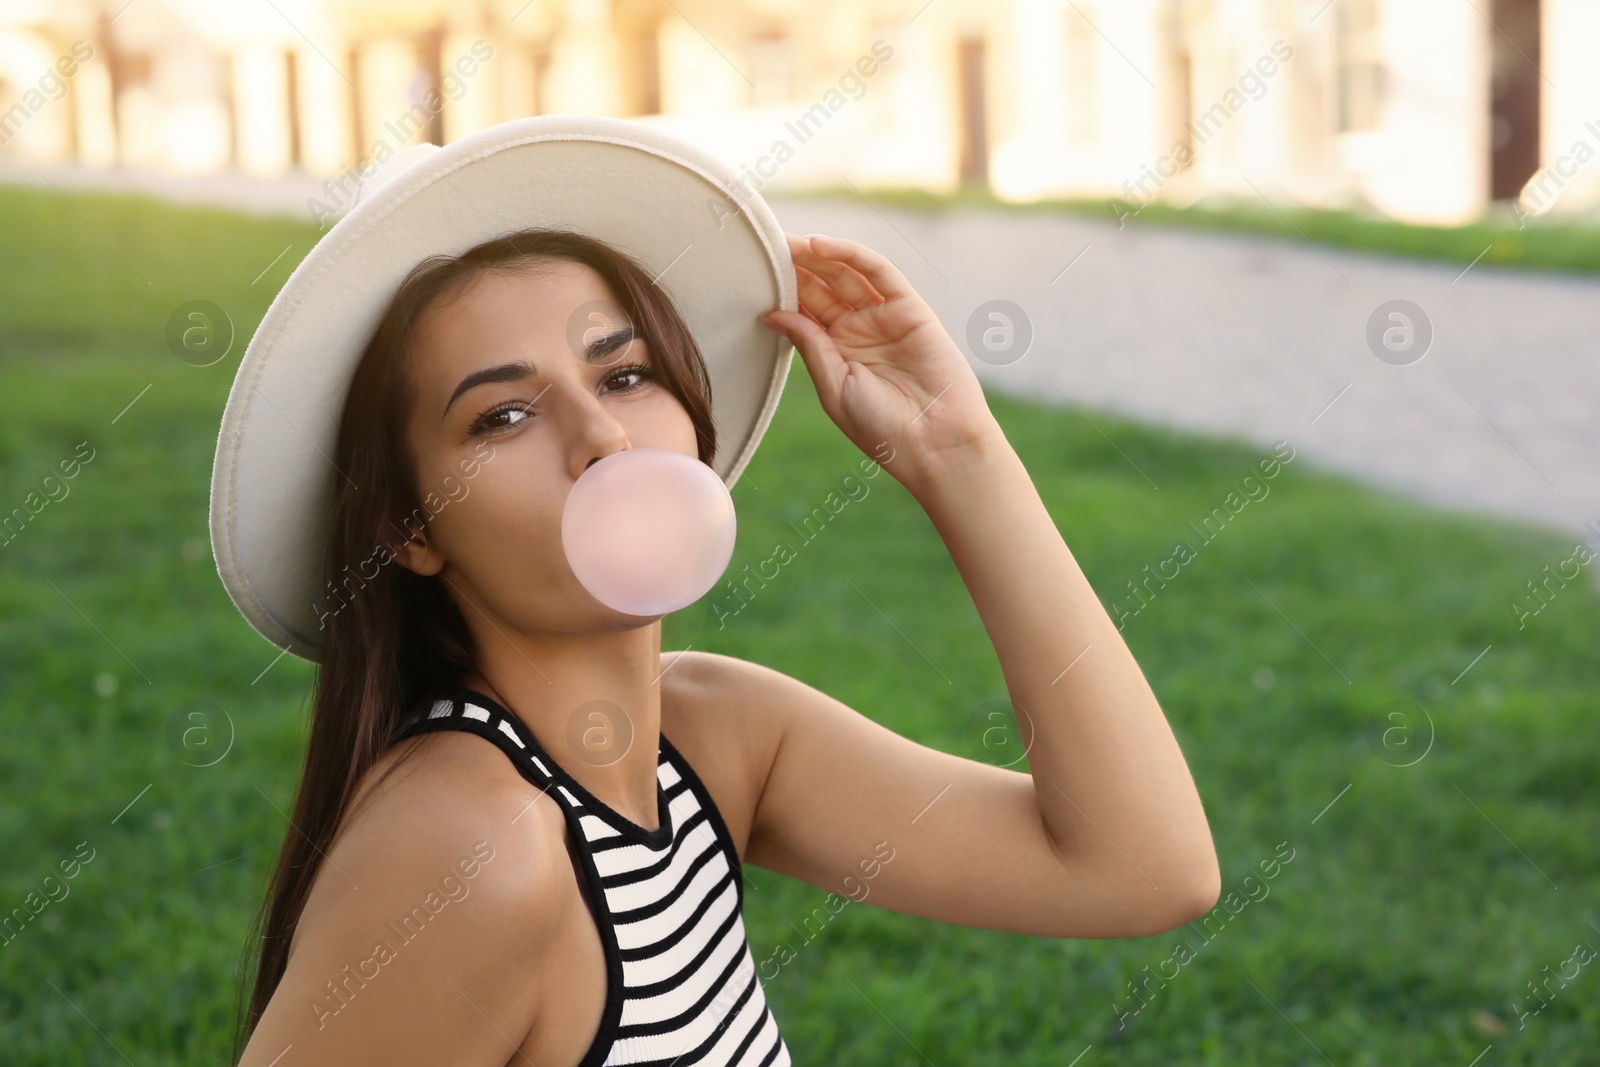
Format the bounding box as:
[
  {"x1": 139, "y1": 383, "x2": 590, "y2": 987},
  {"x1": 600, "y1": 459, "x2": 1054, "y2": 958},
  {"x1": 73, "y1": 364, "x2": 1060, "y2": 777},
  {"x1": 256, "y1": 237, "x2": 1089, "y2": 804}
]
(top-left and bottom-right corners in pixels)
[
  {"x1": 2, "y1": 0, "x2": 1596, "y2": 224},
  {"x1": 2, "y1": 2, "x2": 1597, "y2": 1066}
]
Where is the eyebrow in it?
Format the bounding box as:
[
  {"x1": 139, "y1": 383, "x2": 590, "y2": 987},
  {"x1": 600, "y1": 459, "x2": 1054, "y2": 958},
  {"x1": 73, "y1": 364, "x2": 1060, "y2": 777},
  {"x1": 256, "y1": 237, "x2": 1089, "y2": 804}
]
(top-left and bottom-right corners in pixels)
[{"x1": 440, "y1": 326, "x2": 639, "y2": 422}]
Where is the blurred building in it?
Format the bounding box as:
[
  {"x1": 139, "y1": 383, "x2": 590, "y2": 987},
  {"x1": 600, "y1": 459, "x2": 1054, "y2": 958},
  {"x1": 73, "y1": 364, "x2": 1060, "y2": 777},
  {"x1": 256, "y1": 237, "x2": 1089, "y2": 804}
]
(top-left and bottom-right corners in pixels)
[{"x1": 0, "y1": 0, "x2": 1594, "y2": 226}]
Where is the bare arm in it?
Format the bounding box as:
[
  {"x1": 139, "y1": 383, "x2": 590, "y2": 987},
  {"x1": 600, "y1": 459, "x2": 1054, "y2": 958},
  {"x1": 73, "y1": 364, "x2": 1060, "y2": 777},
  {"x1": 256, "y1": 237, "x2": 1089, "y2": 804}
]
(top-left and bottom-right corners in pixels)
[
  {"x1": 910, "y1": 430, "x2": 1220, "y2": 918},
  {"x1": 237, "y1": 738, "x2": 570, "y2": 1066},
  {"x1": 746, "y1": 232, "x2": 1220, "y2": 937}
]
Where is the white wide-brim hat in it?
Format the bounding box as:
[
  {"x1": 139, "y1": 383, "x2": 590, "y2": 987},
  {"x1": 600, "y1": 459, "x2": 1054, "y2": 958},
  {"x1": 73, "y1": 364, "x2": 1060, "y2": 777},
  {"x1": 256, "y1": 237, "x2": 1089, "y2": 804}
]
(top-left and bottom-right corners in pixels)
[{"x1": 209, "y1": 114, "x2": 798, "y2": 665}]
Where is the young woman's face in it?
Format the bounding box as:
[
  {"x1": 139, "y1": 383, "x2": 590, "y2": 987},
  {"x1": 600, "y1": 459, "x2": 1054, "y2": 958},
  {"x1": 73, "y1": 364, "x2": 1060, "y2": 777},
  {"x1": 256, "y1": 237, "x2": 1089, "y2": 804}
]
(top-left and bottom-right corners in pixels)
[{"x1": 394, "y1": 258, "x2": 700, "y2": 630}]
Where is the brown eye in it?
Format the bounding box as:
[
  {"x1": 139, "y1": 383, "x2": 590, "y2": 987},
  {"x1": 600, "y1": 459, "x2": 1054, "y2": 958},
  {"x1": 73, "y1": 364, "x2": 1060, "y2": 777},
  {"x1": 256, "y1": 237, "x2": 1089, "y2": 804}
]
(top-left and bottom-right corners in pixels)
[
  {"x1": 604, "y1": 363, "x2": 655, "y2": 392},
  {"x1": 468, "y1": 401, "x2": 532, "y2": 437}
]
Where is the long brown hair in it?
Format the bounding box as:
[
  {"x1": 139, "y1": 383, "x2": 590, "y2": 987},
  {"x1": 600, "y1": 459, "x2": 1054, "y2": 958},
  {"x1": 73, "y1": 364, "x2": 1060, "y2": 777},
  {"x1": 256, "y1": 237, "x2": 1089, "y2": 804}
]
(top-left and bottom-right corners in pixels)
[{"x1": 230, "y1": 227, "x2": 718, "y2": 1061}]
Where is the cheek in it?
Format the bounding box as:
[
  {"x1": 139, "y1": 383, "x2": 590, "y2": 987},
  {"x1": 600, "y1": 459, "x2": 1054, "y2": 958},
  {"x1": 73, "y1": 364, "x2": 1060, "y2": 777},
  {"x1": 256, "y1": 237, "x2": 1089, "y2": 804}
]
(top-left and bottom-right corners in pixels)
[
  {"x1": 637, "y1": 393, "x2": 700, "y2": 456},
  {"x1": 420, "y1": 452, "x2": 565, "y2": 576},
  {"x1": 465, "y1": 467, "x2": 566, "y2": 552}
]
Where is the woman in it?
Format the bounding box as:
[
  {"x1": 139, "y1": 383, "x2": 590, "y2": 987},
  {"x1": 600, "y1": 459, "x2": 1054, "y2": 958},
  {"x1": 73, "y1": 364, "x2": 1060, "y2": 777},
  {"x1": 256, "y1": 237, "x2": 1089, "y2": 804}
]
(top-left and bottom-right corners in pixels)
[
  {"x1": 229, "y1": 221, "x2": 1219, "y2": 1066},
  {"x1": 219, "y1": 119, "x2": 1218, "y2": 1067}
]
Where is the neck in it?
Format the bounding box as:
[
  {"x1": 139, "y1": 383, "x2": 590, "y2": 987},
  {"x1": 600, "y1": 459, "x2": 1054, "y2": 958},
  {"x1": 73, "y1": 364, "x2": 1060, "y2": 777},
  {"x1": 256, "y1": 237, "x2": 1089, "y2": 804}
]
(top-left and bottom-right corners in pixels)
[{"x1": 459, "y1": 622, "x2": 666, "y2": 831}]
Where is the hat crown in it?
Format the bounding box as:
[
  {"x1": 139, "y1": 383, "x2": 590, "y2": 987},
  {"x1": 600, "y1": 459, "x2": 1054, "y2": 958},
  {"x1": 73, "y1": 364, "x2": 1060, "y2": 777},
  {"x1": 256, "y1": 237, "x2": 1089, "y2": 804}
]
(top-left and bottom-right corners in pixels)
[
  {"x1": 211, "y1": 115, "x2": 796, "y2": 663},
  {"x1": 352, "y1": 141, "x2": 441, "y2": 209}
]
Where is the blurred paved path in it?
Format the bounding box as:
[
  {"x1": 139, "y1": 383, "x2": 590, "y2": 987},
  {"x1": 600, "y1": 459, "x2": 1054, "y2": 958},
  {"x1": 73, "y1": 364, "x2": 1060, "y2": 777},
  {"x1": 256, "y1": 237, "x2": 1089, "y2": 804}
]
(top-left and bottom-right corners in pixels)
[
  {"x1": 769, "y1": 195, "x2": 1600, "y2": 546},
  {"x1": 0, "y1": 161, "x2": 327, "y2": 220},
  {"x1": 7, "y1": 163, "x2": 1595, "y2": 545}
]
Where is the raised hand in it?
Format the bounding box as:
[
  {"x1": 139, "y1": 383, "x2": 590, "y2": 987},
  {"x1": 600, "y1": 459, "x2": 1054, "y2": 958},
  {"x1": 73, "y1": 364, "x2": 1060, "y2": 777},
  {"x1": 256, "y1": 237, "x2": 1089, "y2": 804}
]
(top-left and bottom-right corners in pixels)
[{"x1": 758, "y1": 232, "x2": 1004, "y2": 489}]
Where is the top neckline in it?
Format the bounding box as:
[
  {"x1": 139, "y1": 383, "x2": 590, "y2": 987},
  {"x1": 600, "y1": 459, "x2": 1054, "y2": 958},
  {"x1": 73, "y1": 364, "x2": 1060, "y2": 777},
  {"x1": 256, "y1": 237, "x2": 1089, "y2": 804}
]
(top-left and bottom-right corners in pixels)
[{"x1": 449, "y1": 686, "x2": 676, "y2": 850}]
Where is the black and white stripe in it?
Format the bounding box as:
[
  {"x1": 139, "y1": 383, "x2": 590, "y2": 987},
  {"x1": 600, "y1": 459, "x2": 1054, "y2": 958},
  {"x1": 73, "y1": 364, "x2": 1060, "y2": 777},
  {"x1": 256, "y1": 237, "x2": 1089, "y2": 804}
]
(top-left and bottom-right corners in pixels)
[{"x1": 397, "y1": 691, "x2": 791, "y2": 1067}]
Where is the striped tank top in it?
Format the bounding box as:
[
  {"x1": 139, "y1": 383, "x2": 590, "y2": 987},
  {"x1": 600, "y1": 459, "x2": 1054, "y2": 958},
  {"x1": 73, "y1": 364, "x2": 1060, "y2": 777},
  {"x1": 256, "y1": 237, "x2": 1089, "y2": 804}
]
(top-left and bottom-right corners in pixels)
[{"x1": 393, "y1": 688, "x2": 792, "y2": 1067}]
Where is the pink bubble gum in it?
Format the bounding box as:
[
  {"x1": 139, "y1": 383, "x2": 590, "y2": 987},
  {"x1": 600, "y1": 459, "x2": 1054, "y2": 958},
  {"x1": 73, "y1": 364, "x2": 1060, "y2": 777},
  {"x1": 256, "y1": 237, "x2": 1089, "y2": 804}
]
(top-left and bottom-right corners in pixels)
[{"x1": 562, "y1": 448, "x2": 736, "y2": 617}]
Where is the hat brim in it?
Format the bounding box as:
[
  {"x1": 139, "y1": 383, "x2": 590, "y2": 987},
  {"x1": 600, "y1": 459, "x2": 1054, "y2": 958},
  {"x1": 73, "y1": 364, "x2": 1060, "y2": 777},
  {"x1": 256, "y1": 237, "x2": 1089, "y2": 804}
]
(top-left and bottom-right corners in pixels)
[{"x1": 209, "y1": 115, "x2": 797, "y2": 664}]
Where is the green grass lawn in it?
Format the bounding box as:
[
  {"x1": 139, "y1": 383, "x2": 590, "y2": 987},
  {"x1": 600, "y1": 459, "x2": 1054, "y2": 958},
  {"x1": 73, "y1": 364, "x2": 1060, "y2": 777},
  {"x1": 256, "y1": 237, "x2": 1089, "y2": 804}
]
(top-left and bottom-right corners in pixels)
[
  {"x1": 796, "y1": 182, "x2": 1600, "y2": 277},
  {"x1": 1, "y1": 184, "x2": 1596, "y2": 1065}
]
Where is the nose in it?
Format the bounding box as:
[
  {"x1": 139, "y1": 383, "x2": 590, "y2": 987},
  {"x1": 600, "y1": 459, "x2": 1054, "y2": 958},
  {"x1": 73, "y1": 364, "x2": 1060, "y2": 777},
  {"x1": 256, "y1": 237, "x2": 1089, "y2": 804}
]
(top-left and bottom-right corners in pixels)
[{"x1": 555, "y1": 385, "x2": 632, "y2": 482}]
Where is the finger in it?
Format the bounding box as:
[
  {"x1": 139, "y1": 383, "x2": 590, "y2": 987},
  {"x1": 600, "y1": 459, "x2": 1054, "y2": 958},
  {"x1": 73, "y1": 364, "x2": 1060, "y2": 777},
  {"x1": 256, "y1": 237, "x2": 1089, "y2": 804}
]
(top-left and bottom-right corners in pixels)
[
  {"x1": 783, "y1": 234, "x2": 860, "y2": 326},
  {"x1": 787, "y1": 231, "x2": 882, "y2": 309},
  {"x1": 803, "y1": 234, "x2": 916, "y2": 302},
  {"x1": 759, "y1": 307, "x2": 845, "y2": 393},
  {"x1": 794, "y1": 262, "x2": 854, "y2": 327},
  {"x1": 782, "y1": 231, "x2": 821, "y2": 263},
  {"x1": 792, "y1": 237, "x2": 886, "y2": 310}
]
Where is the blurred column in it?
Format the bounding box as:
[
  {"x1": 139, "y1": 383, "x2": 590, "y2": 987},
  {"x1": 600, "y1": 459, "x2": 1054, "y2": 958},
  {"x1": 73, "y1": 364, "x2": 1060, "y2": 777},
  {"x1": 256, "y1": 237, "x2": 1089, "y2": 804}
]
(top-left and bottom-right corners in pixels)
[
  {"x1": 347, "y1": 42, "x2": 363, "y2": 160},
  {"x1": 496, "y1": 40, "x2": 541, "y2": 118},
  {"x1": 1534, "y1": 0, "x2": 1600, "y2": 216},
  {"x1": 1349, "y1": 0, "x2": 1483, "y2": 223},
  {"x1": 956, "y1": 34, "x2": 989, "y2": 186},
  {"x1": 95, "y1": 7, "x2": 122, "y2": 164},
  {"x1": 1281, "y1": 1, "x2": 1333, "y2": 197},
  {"x1": 616, "y1": 17, "x2": 660, "y2": 116},
  {"x1": 221, "y1": 49, "x2": 236, "y2": 167},
  {"x1": 545, "y1": 0, "x2": 621, "y2": 115},
  {"x1": 62, "y1": 34, "x2": 82, "y2": 160},
  {"x1": 285, "y1": 49, "x2": 301, "y2": 169},
  {"x1": 73, "y1": 35, "x2": 117, "y2": 165},
  {"x1": 1158, "y1": 0, "x2": 1195, "y2": 183},
  {"x1": 1488, "y1": 0, "x2": 1541, "y2": 199},
  {"x1": 868, "y1": 15, "x2": 953, "y2": 189},
  {"x1": 418, "y1": 20, "x2": 445, "y2": 144},
  {"x1": 443, "y1": 32, "x2": 503, "y2": 138},
  {"x1": 988, "y1": 0, "x2": 1072, "y2": 200},
  {"x1": 294, "y1": 42, "x2": 356, "y2": 177},
  {"x1": 358, "y1": 37, "x2": 428, "y2": 154},
  {"x1": 232, "y1": 43, "x2": 292, "y2": 175}
]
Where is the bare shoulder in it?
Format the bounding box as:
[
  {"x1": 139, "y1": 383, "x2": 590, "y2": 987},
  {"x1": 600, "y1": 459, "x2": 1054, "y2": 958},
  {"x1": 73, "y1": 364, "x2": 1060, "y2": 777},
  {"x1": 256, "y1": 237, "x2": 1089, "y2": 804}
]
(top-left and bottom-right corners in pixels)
[
  {"x1": 658, "y1": 650, "x2": 791, "y2": 863},
  {"x1": 238, "y1": 729, "x2": 577, "y2": 1066}
]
